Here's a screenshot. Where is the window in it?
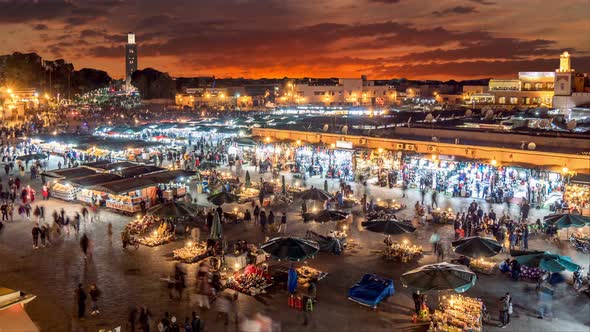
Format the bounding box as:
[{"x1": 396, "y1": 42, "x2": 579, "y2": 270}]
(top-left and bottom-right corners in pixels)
[
  {"x1": 524, "y1": 83, "x2": 531, "y2": 90},
  {"x1": 547, "y1": 83, "x2": 554, "y2": 89},
  {"x1": 560, "y1": 83, "x2": 565, "y2": 90},
  {"x1": 510, "y1": 97, "x2": 518, "y2": 104},
  {"x1": 535, "y1": 83, "x2": 543, "y2": 90},
  {"x1": 498, "y1": 97, "x2": 506, "y2": 104},
  {"x1": 313, "y1": 91, "x2": 325, "y2": 96}
]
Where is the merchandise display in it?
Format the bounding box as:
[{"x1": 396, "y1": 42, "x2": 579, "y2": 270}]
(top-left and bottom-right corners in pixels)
[
  {"x1": 124, "y1": 215, "x2": 175, "y2": 247},
  {"x1": 429, "y1": 295, "x2": 483, "y2": 332},
  {"x1": 173, "y1": 241, "x2": 209, "y2": 263},
  {"x1": 470, "y1": 259, "x2": 496, "y2": 275},
  {"x1": 384, "y1": 241, "x2": 423, "y2": 262},
  {"x1": 225, "y1": 264, "x2": 273, "y2": 296},
  {"x1": 50, "y1": 182, "x2": 80, "y2": 201},
  {"x1": 519, "y1": 265, "x2": 543, "y2": 282},
  {"x1": 296, "y1": 266, "x2": 328, "y2": 288}
]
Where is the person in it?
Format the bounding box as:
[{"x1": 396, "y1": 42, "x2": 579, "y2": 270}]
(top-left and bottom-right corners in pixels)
[
  {"x1": 304, "y1": 277, "x2": 317, "y2": 326},
  {"x1": 522, "y1": 225, "x2": 529, "y2": 249},
  {"x1": 431, "y1": 190, "x2": 438, "y2": 208},
  {"x1": 169, "y1": 316, "x2": 180, "y2": 332},
  {"x1": 139, "y1": 306, "x2": 151, "y2": 332},
  {"x1": 215, "y1": 292, "x2": 232, "y2": 325},
  {"x1": 76, "y1": 283, "x2": 87, "y2": 319},
  {"x1": 107, "y1": 222, "x2": 113, "y2": 244},
  {"x1": 259, "y1": 210, "x2": 267, "y2": 233},
  {"x1": 537, "y1": 284, "x2": 554, "y2": 319},
  {"x1": 268, "y1": 210, "x2": 275, "y2": 232},
  {"x1": 429, "y1": 230, "x2": 440, "y2": 255},
  {"x1": 158, "y1": 312, "x2": 171, "y2": 332},
  {"x1": 184, "y1": 317, "x2": 193, "y2": 332},
  {"x1": 510, "y1": 259, "x2": 521, "y2": 281},
  {"x1": 191, "y1": 311, "x2": 201, "y2": 332},
  {"x1": 412, "y1": 291, "x2": 421, "y2": 315},
  {"x1": 128, "y1": 306, "x2": 138, "y2": 332},
  {"x1": 80, "y1": 233, "x2": 89, "y2": 258},
  {"x1": 253, "y1": 205, "x2": 260, "y2": 225},
  {"x1": 278, "y1": 212, "x2": 287, "y2": 233},
  {"x1": 32, "y1": 223, "x2": 40, "y2": 249},
  {"x1": 89, "y1": 284, "x2": 101, "y2": 315},
  {"x1": 244, "y1": 209, "x2": 251, "y2": 224},
  {"x1": 498, "y1": 292, "x2": 511, "y2": 327}
]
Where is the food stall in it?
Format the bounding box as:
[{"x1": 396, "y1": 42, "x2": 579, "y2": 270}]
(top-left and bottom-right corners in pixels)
[
  {"x1": 469, "y1": 258, "x2": 496, "y2": 275},
  {"x1": 143, "y1": 170, "x2": 197, "y2": 200},
  {"x1": 225, "y1": 264, "x2": 273, "y2": 296},
  {"x1": 429, "y1": 294, "x2": 483, "y2": 332},
  {"x1": 564, "y1": 180, "x2": 590, "y2": 216},
  {"x1": 88, "y1": 178, "x2": 157, "y2": 213}
]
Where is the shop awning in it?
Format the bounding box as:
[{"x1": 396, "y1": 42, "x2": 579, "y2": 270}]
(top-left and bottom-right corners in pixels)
[
  {"x1": 87, "y1": 177, "x2": 156, "y2": 194},
  {"x1": 142, "y1": 170, "x2": 198, "y2": 184},
  {"x1": 118, "y1": 165, "x2": 166, "y2": 178},
  {"x1": 67, "y1": 173, "x2": 123, "y2": 187},
  {"x1": 571, "y1": 173, "x2": 590, "y2": 185},
  {"x1": 0, "y1": 287, "x2": 38, "y2": 332},
  {"x1": 42, "y1": 167, "x2": 97, "y2": 179}
]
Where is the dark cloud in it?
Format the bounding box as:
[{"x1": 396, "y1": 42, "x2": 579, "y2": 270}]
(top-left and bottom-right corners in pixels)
[
  {"x1": 367, "y1": 0, "x2": 401, "y2": 4},
  {"x1": 432, "y1": 6, "x2": 478, "y2": 15},
  {"x1": 467, "y1": 0, "x2": 496, "y2": 5},
  {"x1": 0, "y1": 0, "x2": 76, "y2": 23},
  {"x1": 32, "y1": 24, "x2": 48, "y2": 31}
]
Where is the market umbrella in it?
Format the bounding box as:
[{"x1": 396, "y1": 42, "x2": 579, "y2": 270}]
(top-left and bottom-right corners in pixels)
[
  {"x1": 261, "y1": 237, "x2": 319, "y2": 261},
  {"x1": 513, "y1": 251, "x2": 580, "y2": 272},
  {"x1": 282, "y1": 175, "x2": 286, "y2": 194},
  {"x1": 313, "y1": 209, "x2": 350, "y2": 223},
  {"x1": 451, "y1": 236, "x2": 502, "y2": 258},
  {"x1": 210, "y1": 211, "x2": 223, "y2": 240},
  {"x1": 207, "y1": 192, "x2": 240, "y2": 206},
  {"x1": 323, "y1": 179, "x2": 328, "y2": 192},
  {"x1": 543, "y1": 214, "x2": 590, "y2": 229},
  {"x1": 16, "y1": 153, "x2": 47, "y2": 161},
  {"x1": 245, "y1": 171, "x2": 251, "y2": 187},
  {"x1": 147, "y1": 201, "x2": 199, "y2": 219},
  {"x1": 361, "y1": 219, "x2": 416, "y2": 235},
  {"x1": 299, "y1": 187, "x2": 333, "y2": 201},
  {"x1": 400, "y1": 263, "x2": 477, "y2": 293}
]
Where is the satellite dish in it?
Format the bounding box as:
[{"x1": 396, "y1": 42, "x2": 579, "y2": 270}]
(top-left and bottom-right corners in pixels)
[
  {"x1": 341, "y1": 125, "x2": 348, "y2": 135},
  {"x1": 465, "y1": 109, "x2": 473, "y2": 117},
  {"x1": 322, "y1": 124, "x2": 329, "y2": 132},
  {"x1": 527, "y1": 142, "x2": 536, "y2": 150},
  {"x1": 566, "y1": 120, "x2": 577, "y2": 130},
  {"x1": 484, "y1": 109, "x2": 494, "y2": 120},
  {"x1": 425, "y1": 113, "x2": 434, "y2": 122},
  {"x1": 432, "y1": 136, "x2": 439, "y2": 142},
  {"x1": 539, "y1": 119, "x2": 550, "y2": 128}
]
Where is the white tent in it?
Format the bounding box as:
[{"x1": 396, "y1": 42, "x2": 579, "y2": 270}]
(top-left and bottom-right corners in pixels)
[{"x1": 0, "y1": 287, "x2": 38, "y2": 332}]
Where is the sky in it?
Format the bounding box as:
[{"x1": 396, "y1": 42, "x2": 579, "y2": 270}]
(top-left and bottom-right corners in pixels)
[{"x1": 0, "y1": 0, "x2": 589, "y2": 80}]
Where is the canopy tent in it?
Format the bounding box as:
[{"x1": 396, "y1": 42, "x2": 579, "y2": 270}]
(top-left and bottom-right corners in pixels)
[
  {"x1": 142, "y1": 170, "x2": 199, "y2": 184},
  {"x1": 66, "y1": 173, "x2": 123, "y2": 187},
  {"x1": 210, "y1": 211, "x2": 223, "y2": 240},
  {"x1": 305, "y1": 231, "x2": 344, "y2": 254},
  {"x1": 118, "y1": 165, "x2": 166, "y2": 178},
  {"x1": 0, "y1": 288, "x2": 38, "y2": 332},
  {"x1": 261, "y1": 237, "x2": 319, "y2": 261},
  {"x1": 543, "y1": 214, "x2": 590, "y2": 229},
  {"x1": 90, "y1": 161, "x2": 138, "y2": 171},
  {"x1": 361, "y1": 219, "x2": 416, "y2": 235},
  {"x1": 87, "y1": 177, "x2": 156, "y2": 194},
  {"x1": 299, "y1": 187, "x2": 333, "y2": 201},
  {"x1": 41, "y1": 166, "x2": 97, "y2": 179},
  {"x1": 400, "y1": 263, "x2": 477, "y2": 293},
  {"x1": 147, "y1": 201, "x2": 200, "y2": 219},
  {"x1": 452, "y1": 236, "x2": 502, "y2": 258},
  {"x1": 512, "y1": 250, "x2": 580, "y2": 272},
  {"x1": 207, "y1": 192, "x2": 240, "y2": 206},
  {"x1": 308, "y1": 210, "x2": 349, "y2": 223}
]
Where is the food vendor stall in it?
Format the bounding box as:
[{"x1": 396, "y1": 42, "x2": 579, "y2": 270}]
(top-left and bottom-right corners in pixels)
[
  {"x1": 225, "y1": 264, "x2": 273, "y2": 296},
  {"x1": 51, "y1": 173, "x2": 122, "y2": 203},
  {"x1": 143, "y1": 170, "x2": 197, "y2": 200},
  {"x1": 87, "y1": 178, "x2": 157, "y2": 214},
  {"x1": 469, "y1": 258, "x2": 496, "y2": 275},
  {"x1": 124, "y1": 214, "x2": 175, "y2": 246},
  {"x1": 173, "y1": 241, "x2": 210, "y2": 263},
  {"x1": 383, "y1": 239, "x2": 423, "y2": 262},
  {"x1": 429, "y1": 294, "x2": 483, "y2": 332}
]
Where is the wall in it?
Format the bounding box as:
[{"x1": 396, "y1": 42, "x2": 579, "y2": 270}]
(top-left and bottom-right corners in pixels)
[{"x1": 252, "y1": 127, "x2": 590, "y2": 173}]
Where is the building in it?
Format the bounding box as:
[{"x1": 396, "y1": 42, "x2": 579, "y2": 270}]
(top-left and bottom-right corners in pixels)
[
  {"x1": 277, "y1": 76, "x2": 397, "y2": 106},
  {"x1": 469, "y1": 72, "x2": 555, "y2": 107},
  {"x1": 125, "y1": 33, "x2": 138, "y2": 89},
  {"x1": 553, "y1": 51, "x2": 590, "y2": 110},
  {"x1": 175, "y1": 87, "x2": 253, "y2": 109}
]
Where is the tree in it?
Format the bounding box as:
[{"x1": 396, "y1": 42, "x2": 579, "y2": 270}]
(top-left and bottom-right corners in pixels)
[{"x1": 131, "y1": 68, "x2": 175, "y2": 99}]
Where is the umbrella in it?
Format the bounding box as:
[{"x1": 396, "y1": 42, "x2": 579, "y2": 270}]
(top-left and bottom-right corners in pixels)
[
  {"x1": 147, "y1": 201, "x2": 199, "y2": 219},
  {"x1": 513, "y1": 251, "x2": 580, "y2": 272},
  {"x1": 361, "y1": 219, "x2": 416, "y2": 235},
  {"x1": 261, "y1": 237, "x2": 319, "y2": 261},
  {"x1": 400, "y1": 263, "x2": 477, "y2": 293},
  {"x1": 198, "y1": 162, "x2": 218, "y2": 170},
  {"x1": 287, "y1": 267, "x2": 298, "y2": 293},
  {"x1": 210, "y1": 211, "x2": 223, "y2": 240},
  {"x1": 452, "y1": 236, "x2": 502, "y2": 258},
  {"x1": 282, "y1": 175, "x2": 286, "y2": 194},
  {"x1": 313, "y1": 209, "x2": 350, "y2": 223},
  {"x1": 299, "y1": 187, "x2": 333, "y2": 201},
  {"x1": 207, "y1": 192, "x2": 240, "y2": 206},
  {"x1": 543, "y1": 214, "x2": 589, "y2": 229},
  {"x1": 324, "y1": 179, "x2": 328, "y2": 192},
  {"x1": 245, "y1": 171, "x2": 251, "y2": 187},
  {"x1": 16, "y1": 153, "x2": 47, "y2": 161}
]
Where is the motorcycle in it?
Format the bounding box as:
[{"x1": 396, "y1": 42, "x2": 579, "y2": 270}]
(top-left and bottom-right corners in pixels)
[{"x1": 569, "y1": 235, "x2": 590, "y2": 254}]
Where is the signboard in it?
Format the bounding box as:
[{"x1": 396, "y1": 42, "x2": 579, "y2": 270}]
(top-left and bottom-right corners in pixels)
[{"x1": 336, "y1": 140, "x2": 353, "y2": 149}]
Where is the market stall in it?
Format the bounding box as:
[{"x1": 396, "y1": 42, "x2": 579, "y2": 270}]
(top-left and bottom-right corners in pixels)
[
  {"x1": 143, "y1": 170, "x2": 198, "y2": 200},
  {"x1": 173, "y1": 241, "x2": 210, "y2": 263},
  {"x1": 51, "y1": 173, "x2": 122, "y2": 202},
  {"x1": 88, "y1": 178, "x2": 157, "y2": 213},
  {"x1": 124, "y1": 215, "x2": 175, "y2": 247},
  {"x1": 383, "y1": 239, "x2": 423, "y2": 262},
  {"x1": 225, "y1": 264, "x2": 273, "y2": 296},
  {"x1": 429, "y1": 294, "x2": 483, "y2": 332},
  {"x1": 348, "y1": 274, "x2": 395, "y2": 308}
]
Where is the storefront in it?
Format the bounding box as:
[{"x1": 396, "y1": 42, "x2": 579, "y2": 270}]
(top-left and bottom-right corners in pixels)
[{"x1": 87, "y1": 178, "x2": 157, "y2": 213}]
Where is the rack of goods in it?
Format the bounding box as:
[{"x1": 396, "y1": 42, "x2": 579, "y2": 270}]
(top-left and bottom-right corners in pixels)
[
  {"x1": 470, "y1": 258, "x2": 496, "y2": 275},
  {"x1": 225, "y1": 264, "x2": 273, "y2": 296},
  {"x1": 125, "y1": 215, "x2": 174, "y2": 247},
  {"x1": 106, "y1": 194, "x2": 144, "y2": 213},
  {"x1": 429, "y1": 295, "x2": 483, "y2": 332},
  {"x1": 173, "y1": 241, "x2": 210, "y2": 263},
  {"x1": 384, "y1": 241, "x2": 423, "y2": 262}
]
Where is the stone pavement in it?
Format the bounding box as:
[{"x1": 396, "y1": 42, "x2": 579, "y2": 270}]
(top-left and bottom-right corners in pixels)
[{"x1": 0, "y1": 157, "x2": 589, "y2": 332}]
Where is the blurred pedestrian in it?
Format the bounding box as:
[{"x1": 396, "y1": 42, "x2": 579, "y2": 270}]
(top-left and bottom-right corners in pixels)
[
  {"x1": 76, "y1": 283, "x2": 87, "y2": 319},
  {"x1": 89, "y1": 284, "x2": 101, "y2": 315}
]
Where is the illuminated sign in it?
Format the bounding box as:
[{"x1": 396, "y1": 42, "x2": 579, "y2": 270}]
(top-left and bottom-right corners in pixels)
[{"x1": 336, "y1": 140, "x2": 353, "y2": 149}]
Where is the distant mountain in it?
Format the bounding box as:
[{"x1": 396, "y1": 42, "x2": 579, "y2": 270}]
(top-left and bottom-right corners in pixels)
[{"x1": 0, "y1": 52, "x2": 112, "y2": 96}]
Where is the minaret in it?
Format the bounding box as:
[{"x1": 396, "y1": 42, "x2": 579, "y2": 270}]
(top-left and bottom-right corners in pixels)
[
  {"x1": 125, "y1": 32, "x2": 138, "y2": 89},
  {"x1": 554, "y1": 51, "x2": 574, "y2": 96}
]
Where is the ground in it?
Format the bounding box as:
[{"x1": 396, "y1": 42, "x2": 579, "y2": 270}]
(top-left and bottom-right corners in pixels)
[{"x1": 1, "y1": 156, "x2": 589, "y2": 332}]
